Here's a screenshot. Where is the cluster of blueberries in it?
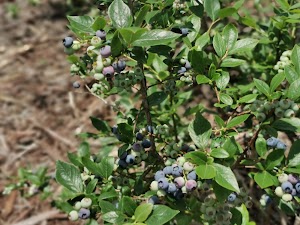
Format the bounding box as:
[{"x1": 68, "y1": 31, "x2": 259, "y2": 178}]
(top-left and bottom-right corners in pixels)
[
  {"x1": 114, "y1": 127, "x2": 152, "y2": 169},
  {"x1": 68, "y1": 197, "x2": 92, "y2": 221},
  {"x1": 113, "y1": 66, "x2": 144, "y2": 91},
  {"x1": 273, "y1": 50, "x2": 292, "y2": 73},
  {"x1": 266, "y1": 137, "x2": 287, "y2": 150},
  {"x1": 149, "y1": 158, "x2": 197, "y2": 202},
  {"x1": 249, "y1": 99, "x2": 298, "y2": 122},
  {"x1": 275, "y1": 173, "x2": 300, "y2": 202}
]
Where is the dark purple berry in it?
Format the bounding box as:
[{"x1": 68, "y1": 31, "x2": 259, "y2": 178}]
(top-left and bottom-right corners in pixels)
[
  {"x1": 148, "y1": 195, "x2": 159, "y2": 205},
  {"x1": 132, "y1": 142, "x2": 143, "y2": 152},
  {"x1": 119, "y1": 151, "x2": 128, "y2": 160},
  {"x1": 96, "y1": 30, "x2": 106, "y2": 39},
  {"x1": 157, "y1": 177, "x2": 169, "y2": 190},
  {"x1": 125, "y1": 154, "x2": 135, "y2": 164},
  {"x1": 142, "y1": 139, "x2": 151, "y2": 148},
  {"x1": 63, "y1": 36, "x2": 73, "y2": 48},
  {"x1": 136, "y1": 132, "x2": 144, "y2": 141},
  {"x1": 187, "y1": 171, "x2": 197, "y2": 180},
  {"x1": 173, "y1": 189, "x2": 184, "y2": 199},
  {"x1": 78, "y1": 208, "x2": 90, "y2": 219},
  {"x1": 155, "y1": 170, "x2": 165, "y2": 181},
  {"x1": 100, "y1": 45, "x2": 111, "y2": 58},
  {"x1": 118, "y1": 159, "x2": 128, "y2": 168}
]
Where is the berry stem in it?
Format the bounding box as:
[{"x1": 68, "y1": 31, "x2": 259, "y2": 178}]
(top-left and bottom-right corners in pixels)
[{"x1": 170, "y1": 94, "x2": 179, "y2": 142}]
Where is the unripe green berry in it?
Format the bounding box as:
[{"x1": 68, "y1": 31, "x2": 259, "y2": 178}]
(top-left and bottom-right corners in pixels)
[
  {"x1": 103, "y1": 58, "x2": 112, "y2": 67},
  {"x1": 278, "y1": 69, "x2": 284, "y2": 73},
  {"x1": 87, "y1": 46, "x2": 96, "y2": 57},
  {"x1": 257, "y1": 112, "x2": 266, "y2": 122},
  {"x1": 273, "y1": 64, "x2": 280, "y2": 70},
  {"x1": 205, "y1": 206, "x2": 216, "y2": 217},
  {"x1": 282, "y1": 50, "x2": 291, "y2": 57},
  {"x1": 291, "y1": 103, "x2": 299, "y2": 112},
  {"x1": 280, "y1": 56, "x2": 289, "y2": 62},
  {"x1": 263, "y1": 102, "x2": 272, "y2": 111},
  {"x1": 69, "y1": 210, "x2": 79, "y2": 221},
  {"x1": 245, "y1": 200, "x2": 253, "y2": 208},
  {"x1": 181, "y1": 186, "x2": 187, "y2": 194},
  {"x1": 284, "y1": 109, "x2": 295, "y2": 118},
  {"x1": 176, "y1": 156, "x2": 186, "y2": 166},
  {"x1": 207, "y1": 157, "x2": 214, "y2": 164},
  {"x1": 204, "y1": 196, "x2": 215, "y2": 206},
  {"x1": 275, "y1": 107, "x2": 284, "y2": 117},
  {"x1": 70, "y1": 64, "x2": 80, "y2": 73},
  {"x1": 282, "y1": 193, "x2": 293, "y2": 202},
  {"x1": 94, "y1": 61, "x2": 104, "y2": 73},
  {"x1": 94, "y1": 73, "x2": 104, "y2": 80},
  {"x1": 91, "y1": 36, "x2": 102, "y2": 47},
  {"x1": 81, "y1": 197, "x2": 92, "y2": 208},
  {"x1": 141, "y1": 153, "x2": 148, "y2": 160},
  {"x1": 157, "y1": 189, "x2": 166, "y2": 197},
  {"x1": 279, "y1": 99, "x2": 291, "y2": 110},
  {"x1": 173, "y1": 143, "x2": 181, "y2": 151},
  {"x1": 170, "y1": 150, "x2": 178, "y2": 158},
  {"x1": 74, "y1": 201, "x2": 82, "y2": 210},
  {"x1": 134, "y1": 67, "x2": 143, "y2": 75},
  {"x1": 72, "y1": 40, "x2": 81, "y2": 50},
  {"x1": 64, "y1": 47, "x2": 74, "y2": 55},
  {"x1": 150, "y1": 181, "x2": 158, "y2": 191}
]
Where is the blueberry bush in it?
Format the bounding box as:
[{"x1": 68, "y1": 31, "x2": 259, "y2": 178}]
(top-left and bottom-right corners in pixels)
[{"x1": 5, "y1": 0, "x2": 300, "y2": 224}]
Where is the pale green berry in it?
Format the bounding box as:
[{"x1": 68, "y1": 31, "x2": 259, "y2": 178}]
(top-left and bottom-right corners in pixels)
[
  {"x1": 181, "y1": 186, "x2": 187, "y2": 194},
  {"x1": 72, "y1": 40, "x2": 81, "y2": 50},
  {"x1": 278, "y1": 69, "x2": 284, "y2": 73},
  {"x1": 165, "y1": 158, "x2": 175, "y2": 166},
  {"x1": 91, "y1": 36, "x2": 102, "y2": 47},
  {"x1": 282, "y1": 193, "x2": 293, "y2": 202},
  {"x1": 94, "y1": 73, "x2": 104, "y2": 80},
  {"x1": 157, "y1": 189, "x2": 166, "y2": 197},
  {"x1": 284, "y1": 109, "x2": 295, "y2": 118},
  {"x1": 69, "y1": 210, "x2": 79, "y2": 221},
  {"x1": 74, "y1": 201, "x2": 82, "y2": 210},
  {"x1": 94, "y1": 61, "x2": 104, "y2": 73},
  {"x1": 282, "y1": 50, "x2": 291, "y2": 57},
  {"x1": 280, "y1": 56, "x2": 289, "y2": 62},
  {"x1": 179, "y1": 58, "x2": 186, "y2": 65},
  {"x1": 103, "y1": 58, "x2": 111, "y2": 67},
  {"x1": 150, "y1": 181, "x2": 158, "y2": 191},
  {"x1": 183, "y1": 162, "x2": 194, "y2": 172},
  {"x1": 291, "y1": 103, "x2": 299, "y2": 112},
  {"x1": 273, "y1": 64, "x2": 280, "y2": 70},
  {"x1": 81, "y1": 197, "x2": 92, "y2": 208},
  {"x1": 87, "y1": 46, "x2": 96, "y2": 57},
  {"x1": 176, "y1": 156, "x2": 186, "y2": 166},
  {"x1": 275, "y1": 186, "x2": 284, "y2": 197},
  {"x1": 70, "y1": 64, "x2": 80, "y2": 73},
  {"x1": 203, "y1": 196, "x2": 215, "y2": 206}
]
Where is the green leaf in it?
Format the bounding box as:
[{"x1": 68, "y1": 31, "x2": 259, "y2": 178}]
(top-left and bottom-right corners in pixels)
[
  {"x1": 255, "y1": 137, "x2": 267, "y2": 158},
  {"x1": 284, "y1": 66, "x2": 299, "y2": 84},
  {"x1": 254, "y1": 171, "x2": 275, "y2": 188},
  {"x1": 291, "y1": 45, "x2": 300, "y2": 74},
  {"x1": 67, "y1": 152, "x2": 82, "y2": 167},
  {"x1": 210, "y1": 148, "x2": 230, "y2": 158},
  {"x1": 220, "y1": 93, "x2": 233, "y2": 105},
  {"x1": 108, "y1": 0, "x2": 133, "y2": 28},
  {"x1": 222, "y1": 24, "x2": 238, "y2": 51},
  {"x1": 270, "y1": 72, "x2": 285, "y2": 92},
  {"x1": 98, "y1": 157, "x2": 114, "y2": 179},
  {"x1": 272, "y1": 118, "x2": 300, "y2": 132},
  {"x1": 229, "y1": 38, "x2": 259, "y2": 55},
  {"x1": 212, "y1": 182, "x2": 232, "y2": 202},
  {"x1": 119, "y1": 28, "x2": 147, "y2": 45},
  {"x1": 195, "y1": 164, "x2": 216, "y2": 179},
  {"x1": 226, "y1": 114, "x2": 250, "y2": 129},
  {"x1": 217, "y1": 7, "x2": 237, "y2": 19},
  {"x1": 188, "y1": 112, "x2": 212, "y2": 150},
  {"x1": 98, "y1": 190, "x2": 118, "y2": 200},
  {"x1": 221, "y1": 58, "x2": 245, "y2": 67},
  {"x1": 196, "y1": 75, "x2": 211, "y2": 84},
  {"x1": 90, "y1": 117, "x2": 111, "y2": 134},
  {"x1": 119, "y1": 196, "x2": 137, "y2": 216},
  {"x1": 204, "y1": 0, "x2": 220, "y2": 21},
  {"x1": 67, "y1": 16, "x2": 95, "y2": 34},
  {"x1": 253, "y1": 78, "x2": 270, "y2": 97},
  {"x1": 195, "y1": 32, "x2": 210, "y2": 50},
  {"x1": 132, "y1": 30, "x2": 180, "y2": 47},
  {"x1": 184, "y1": 151, "x2": 207, "y2": 165},
  {"x1": 86, "y1": 179, "x2": 98, "y2": 194},
  {"x1": 55, "y1": 161, "x2": 83, "y2": 193},
  {"x1": 223, "y1": 137, "x2": 240, "y2": 156},
  {"x1": 117, "y1": 123, "x2": 133, "y2": 143},
  {"x1": 134, "y1": 5, "x2": 151, "y2": 27},
  {"x1": 91, "y1": 16, "x2": 106, "y2": 31},
  {"x1": 287, "y1": 78, "x2": 300, "y2": 100},
  {"x1": 99, "y1": 200, "x2": 117, "y2": 213},
  {"x1": 214, "y1": 115, "x2": 225, "y2": 128},
  {"x1": 288, "y1": 140, "x2": 300, "y2": 167},
  {"x1": 134, "y1": 203, "x2": 153, "y2": 222},
  {"x1": 213, "y1": 163, "x2": 240, "y2": 193},
  {"x1": 145, "y1": 205, "x2": 179, "y2": 225},
  {"x1": 238, "y1": 94, "x2": 258, "y2": 103},
  {"x1": 102, "y1": 211, "x2": 125, "y2": 224},
  {"x1": 111, "y1": 31, "x2": 126, "y2": 57},
  {"x1": 265, "y1": 150, "x2": 285, "y2": 170},
  {"x1": 147, "y1": 92, "x2": 167, "y2": 106},
  {"x1": 275, "y1": 0, "x2": 290, "y2": 11},
  {"x1": 81, "y1": 157, "x2": 102, "y2": 177},
  {"x1": 216, "y1": 71, "x2": 230, "y2": 89},
  {"x1": 213, "y1": 33, "x2": 226, "y2": 57},
  {"x1": 78, "y1": 141, "x2": 90, "y2": 157}
]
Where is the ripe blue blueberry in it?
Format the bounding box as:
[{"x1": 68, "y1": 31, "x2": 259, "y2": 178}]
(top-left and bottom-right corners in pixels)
[
  {"x1": 73, "y1": 81, "x2": 80, "y2": 88},
  {"x1": 78, "y1": 208, "x2": 90, "y2": 219},
  {"x1": 136, "y1": 132, "x2": 144, "y2": 141},
  {"x1": 295, "y1": 183, "x2": 300, "y2": 193},
  {"x1": 187, "y1": 171, "x2": 197, "y2": 180},
  {"x1": 163, "y1": 166, "x2": 173, "y2": 175},
  {"x1": 155, "y1": 170, "x2": 165, "y2": 181},
  {"x1": 178, "y1": 67, "x2": 187, "y2": 74},
  {"x1": 96, "y1": 29, "x2": 106, "y2": 39},
  {"x1": 266, "y1": 137, "x2": 279, "y2": 147},
  {"x1": 148, "y1": 195, "x2": 159, "y2": 205},
  {"x1": 142, "y1": 139, "x2": 151, "y2": 148},
  {"x1": 117, "y1": 60, "x2": 126, "y2": 71},
  {"x1": 111, "y1": 126, "x2": 118, "y2": 135},
  {"x1": 180, "y1": 28, "x2": 189, "y2": 35},
  {"x1": 118, "y1": 159, "x2": 128, "y2": 168},
  {"x1": 125, "y1": 154, "x2": 135, "y2": 164},
  {"x1": 276, "y1": 141, "x2": 287, "y2": 150},
  {"x1": 102, "y1": 66, "x2": 115, "y2": 77},
  {"x1": 132, "y1": 142, "x2": 143, "y2": 152},
  {"x1": 185, "y1": 180, "x2": 197, "y2": 191},
  {"x1": 63, "y1": 36, "x2": 73, "y2": 48},
  {"x1": 157, "y1": 177, "x2": 169, "y2": 190},
  {"x1": 227, "y1": 193, "x2": 237, "y2": 202},
  {"x1": 172, "y1": 164, "x2": 183, "y2": 177},
  {"x1": 100, "y1": 45, "x2": 111, "y2": 58},
  {"x1": 281, "y1": 181, "x2": 293, "y2": 193},
  {"x1": 185, "y1": 61, "x2": 191, "y2": 70},
  {"x1": 147, "y1": 125, "x2": 154, "y2": 134},
  {"x1": 167, "y1": 183, "x2": 177, "y2": 193}
]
